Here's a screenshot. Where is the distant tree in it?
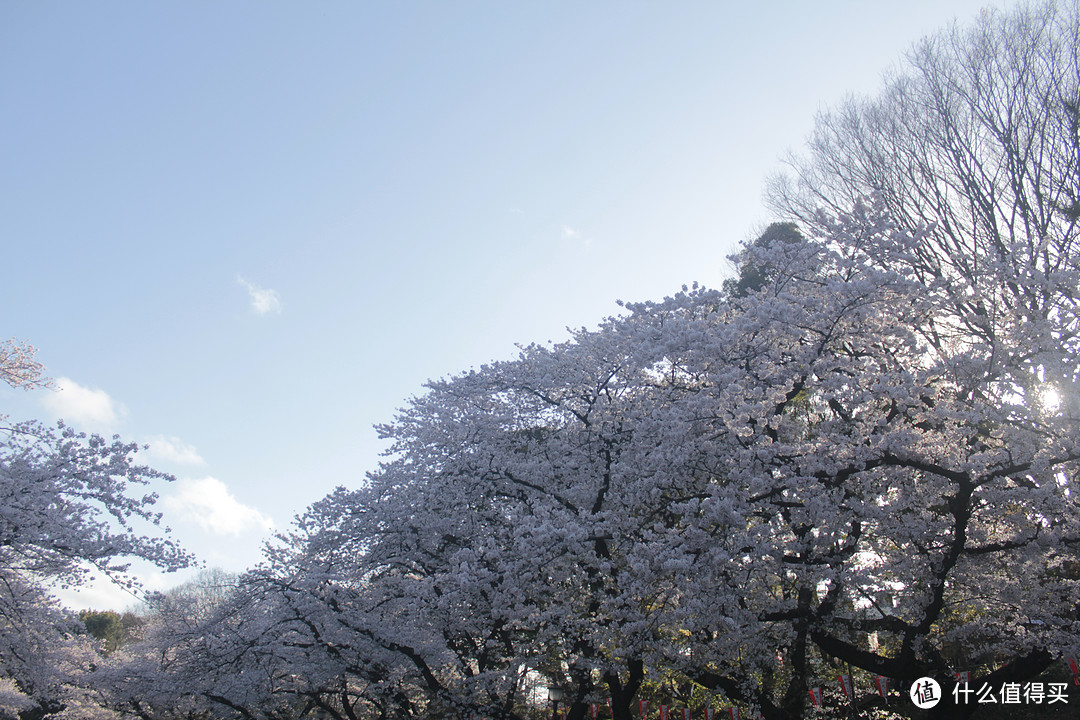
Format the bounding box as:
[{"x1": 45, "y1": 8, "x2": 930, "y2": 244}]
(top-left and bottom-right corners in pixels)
[
  {"x1": 118, "y1": 611, "x2": 142, "y2": 637},
  {"x1": 147, "y1": 567, "x2": 239, "y2": 628}
]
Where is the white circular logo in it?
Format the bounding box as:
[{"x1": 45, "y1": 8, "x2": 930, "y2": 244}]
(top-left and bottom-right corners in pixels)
[{"x1": 910, "y1": 677, "x2": 941, "y2": 709}]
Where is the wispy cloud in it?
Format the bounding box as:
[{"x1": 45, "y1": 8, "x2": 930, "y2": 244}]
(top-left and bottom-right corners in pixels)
[
  {"x1": 145, "y1": 435, "x2": 205, "y2": 466},
  {"x1": 163, "y1": 476, "x2": 275, "y2": 537},
  {"x1": 41, "y1": 377, "x2": 126, "y2": 430},
  {"x1": 561, "y1": 225, "x2": 592, "y2": 246},
  {"x1": 237, "y1": 276, "x2": 282, "y2": 315}
]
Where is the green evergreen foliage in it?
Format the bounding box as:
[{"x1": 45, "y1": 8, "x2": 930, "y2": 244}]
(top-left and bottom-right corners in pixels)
[
  {"x1": 79, "y1": 610, "x2": 124, "y2": 655},
  {"x1": 723, "y1": 222, "x2": 807, "y2": 298}
]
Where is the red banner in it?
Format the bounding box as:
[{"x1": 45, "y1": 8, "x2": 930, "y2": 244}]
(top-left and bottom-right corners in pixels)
[
  {"x1": 807, "y1": 688, "x2": 823, "y2": 707},
  {"x1": 639, "y1": 701, "x2": 649, "y2": 718},
  {"x1": 837, "y1": 674, "x2": 853, "y2": 699}
]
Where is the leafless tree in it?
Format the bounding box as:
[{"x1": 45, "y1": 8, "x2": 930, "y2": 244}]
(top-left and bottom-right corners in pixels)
[{"x1": 767, "y1": 0, "x2": 1080, "y2": 402}]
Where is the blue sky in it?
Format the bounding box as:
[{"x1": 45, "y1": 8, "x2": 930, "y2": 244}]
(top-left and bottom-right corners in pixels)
[{"x1": 0, "y1": 1, "x2": 1011, "y2": 609}]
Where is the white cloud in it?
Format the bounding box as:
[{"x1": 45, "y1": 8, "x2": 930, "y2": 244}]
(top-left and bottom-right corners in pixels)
[
  {"x1": 145, "y1": 435, "x2": 205, "y2": 466},
  {"x1": 237, "y1": 276, "x2": 282, "y2": 315},
  {"x1": 51, "y1": 564, "x2": 175, "y2": 612},
  {"x1": 52, "y1": 573, "x2": 141, "y2": 612},
  {"x1": 163, "y1": 476, "x2": 275, "y2": 537},
  {"x1": 41, "y1": 377, "x2": 126, "y2": 430}
]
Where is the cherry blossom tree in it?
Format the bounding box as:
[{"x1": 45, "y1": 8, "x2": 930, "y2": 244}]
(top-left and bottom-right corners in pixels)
[
  {"x1": 0, "y1": 339, "x2": 49, "y2": 396},
  {"x1": 221, "y1": 232, "x2": 894, "y2": 719},
  {"x1": 247, "y1": 198, "x2": 1080, "y2": 719},
  {"x1": 0, "y1": 341, "x2": 194, "y2": 719},
  {"x1": 696, "y1": 205, "x2": 1080, "y2": 717}
]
